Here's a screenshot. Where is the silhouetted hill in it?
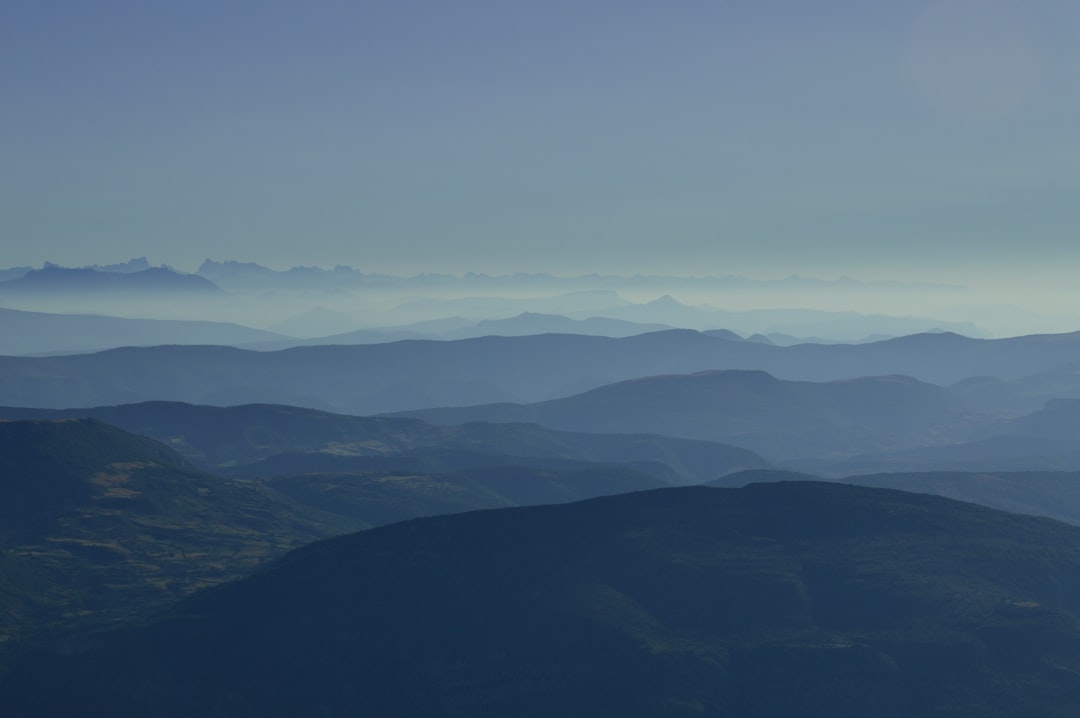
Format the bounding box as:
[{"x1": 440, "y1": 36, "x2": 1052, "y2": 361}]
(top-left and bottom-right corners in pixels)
[
  {"x1": 0, "y1": 419, "x2": 357, "y2": 652},
  {"x1": 396, "y1": 370, "x2": 970, "y2": 460},
  {"x1": 11, "y1": 483, "x2": 1080, "y2": 715},
  {"x1": 247, "y1": 312, "x2": 676, "y2": 350},
  {"x1": 0, "y1": 308, "x2": 289, "y2": 356},
  {"x1": 0, "y1": 417, "x2": 693, "y2": 666},
  {"x1": 443, "y1": 312, "x2": 673, "y2": 339},
  {"x1": 4, "y1": 329, "x2": 1080, "y2": 414},
  {"x1": 596, "y1": 298, "x2": 980, "y2": 339},
  {"x1": 706, "y1": 468, "x2": 824, "y2": 487},
  {"x1": 0, "y1": 402, "x2": 768, "y2": 483}
]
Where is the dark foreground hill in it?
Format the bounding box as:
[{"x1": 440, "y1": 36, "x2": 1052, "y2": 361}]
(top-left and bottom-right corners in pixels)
[
  {"x1": 0, "y1": 418, "x2": 682, "y2": 663},
  {"x1": 0, "y1": 418, "x2": 355, "y2": 651},
  {"x1": 11, "y1": 482, "x2": 1080, "y2": 716}
]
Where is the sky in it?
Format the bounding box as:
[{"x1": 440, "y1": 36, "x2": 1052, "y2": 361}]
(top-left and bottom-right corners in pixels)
[{"x1": 3, "y1": 0, "x2": 1079, "y2": 286}]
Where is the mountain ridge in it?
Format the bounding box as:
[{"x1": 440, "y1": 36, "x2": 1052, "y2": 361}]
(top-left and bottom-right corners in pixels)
[
  {"x1": 6, "y1": 329, "x2": 1080, "y2": 414},
  {"x1": 0, "y1": 401, "x2": 769, "y2": 483},
  {"x1": 9, "y1": 481, "x2": 1080, "y2": 715}
]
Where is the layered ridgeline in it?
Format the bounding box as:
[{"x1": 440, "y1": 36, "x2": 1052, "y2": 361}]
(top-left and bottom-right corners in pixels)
[
  {"x1": 0, "y1": 417, "x2": 712, "y2": 659},
  {"x1": 395, "y1": 370, "x2": 1080, "y2": 471},
  {"x1": 394, "y1": 370, "x2": 974, "y2": 461},
  {"x1": 798, "y1": 397, "x2": 1080, "y2": 475},
  {"x1": 0, "y1": 401, "x2": 768, "y2": 484},
  {"x1": 5, "y1": 330, "x2": 1080, "y2": 414},
  {"x1": 9, "y1": 483, "x2": 1080, "y2": 716},
  {"x1": 0, "y1": 307, "x2": 289, "y2": 356},
  {"x1": 0, "y1": 264, "x2": 221, "y2": 295},
  {"x1": 13, "y1": 373, "x2": 1080, "y2": 476}
]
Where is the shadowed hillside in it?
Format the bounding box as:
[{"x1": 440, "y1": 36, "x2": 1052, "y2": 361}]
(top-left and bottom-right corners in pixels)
[
  {"x1": 0, "y1": 419, "x2": 356, "y2": 652},
  {"x1": 0, "y1": 418, "x2": 699, "y2": 665},
  {"x1": 9, "y1": 483, "x2": 1080, "y2": 716}
]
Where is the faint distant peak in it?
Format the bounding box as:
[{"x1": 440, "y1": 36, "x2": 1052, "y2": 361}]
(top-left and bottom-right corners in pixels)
[
  {"x1": 197, "y1": 259, "x2": 274, "y2": 276},
  {"x1": 81, "y1": 257, "x2": 151, "y2": 273},
  {"x1": 645, "y1": 294, "x2": 689, "y2": 308},
  {"x1": 699, "y1": 328, "x2": 743, "y2": 341},
  {"x1": 0, "y1": 264, "x2": 221, "y2": 294}
]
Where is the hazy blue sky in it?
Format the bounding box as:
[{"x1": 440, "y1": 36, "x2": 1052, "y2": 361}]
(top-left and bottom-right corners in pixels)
[{"x1": 3, "y1": 0, "x2": 1079, "y2": 282}]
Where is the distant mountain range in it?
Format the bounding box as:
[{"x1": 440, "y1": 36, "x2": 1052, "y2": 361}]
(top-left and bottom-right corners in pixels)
[
  {"x1": 0, "y1": 264, "x2": 220, "y2": 295},
  {"x1": 10, "y1": 481, "x2": 1080, "y2": 715},
  {"x1": 375, "y1": 294, "x2": 978, "y2": 339},
  {"x1": 247, "y1": 311, "x2": 676, "y2": 350},
  {"x1": 0, "y1": 306, "x2": 676, "y2": 356},
  {"x1": 0, "y1": 307, "x2": 289, "y2": 356},
  {"x1": 0, "y1": 259, "x2": 982, "y2": 342},
  {"x1": 0, "y1": 302, "x2": 987, "y2": 357},
  {"x1": 5, "y1": 330, "x2": 1080, "y2": 417},
  {"x1": 193, "y1": 258, "x2": 965, "y2": 293}
]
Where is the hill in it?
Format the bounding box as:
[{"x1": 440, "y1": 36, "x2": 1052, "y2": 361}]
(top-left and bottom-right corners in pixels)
[
  {"x1": 5, "y1": 329, "x2": 1080, "y2": 414},
  {"x1": 395, "y1": 370, "x2": 971, "y2": 460},
  {"x1": 0, "y1": 418, "x2": 357, "y2": 652},
  {"x1": 10, "y1": 482, "x2": 1080, "y2": 715},
  {"x1": 0, "y1": 307, "x2": 289, "y2": 356},
  {"x1": 0, "y1": 417, "x2": 700, "y2": 664},
  {"x1": 791, "y1": 398, "x2": 1080, "y2": 476},
  {"x1": 0, "y1": 401, "x2": 768, "y2": 483},
  {"x1": 268, "y1": 312, "x2": 676, "y2": 349}
]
